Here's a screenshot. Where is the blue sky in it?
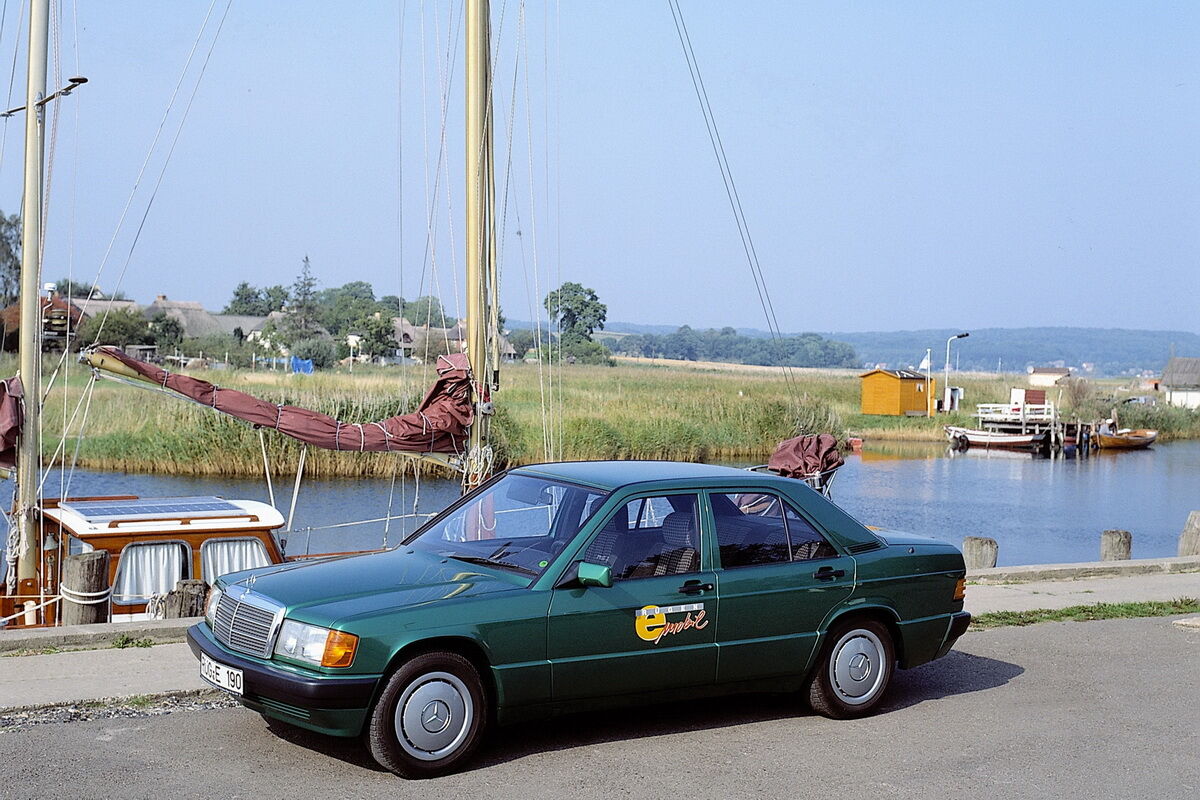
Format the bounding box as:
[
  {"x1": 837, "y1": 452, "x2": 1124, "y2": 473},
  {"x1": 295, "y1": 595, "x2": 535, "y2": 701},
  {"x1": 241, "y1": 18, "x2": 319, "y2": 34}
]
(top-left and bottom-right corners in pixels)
[{"x1": 0, "y1": 1, "x2": 1196, "y2": 333}]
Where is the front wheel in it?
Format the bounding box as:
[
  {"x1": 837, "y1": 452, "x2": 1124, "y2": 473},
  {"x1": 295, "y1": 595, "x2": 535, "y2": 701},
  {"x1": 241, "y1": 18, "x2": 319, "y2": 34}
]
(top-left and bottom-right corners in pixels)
[
  {"x1": 806, "y1": 619, "x2": 895, "y2": 719},
  {"x1": 366, "y1": 650, "x2": 488, "y2": 778}
]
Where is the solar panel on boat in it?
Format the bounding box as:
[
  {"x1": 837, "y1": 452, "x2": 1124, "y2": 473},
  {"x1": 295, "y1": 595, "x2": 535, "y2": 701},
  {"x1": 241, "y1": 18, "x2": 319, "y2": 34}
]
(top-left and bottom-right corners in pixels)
[{"x1": 58, "y1": 496, "x2": 244, "y2": 522}]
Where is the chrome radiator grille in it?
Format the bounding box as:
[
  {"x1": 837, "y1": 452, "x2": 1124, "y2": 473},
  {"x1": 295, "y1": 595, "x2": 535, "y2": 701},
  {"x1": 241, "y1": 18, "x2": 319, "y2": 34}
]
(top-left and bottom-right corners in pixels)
[{"x1": 211, "y1": 586, "x2": 283, "y2": 659}]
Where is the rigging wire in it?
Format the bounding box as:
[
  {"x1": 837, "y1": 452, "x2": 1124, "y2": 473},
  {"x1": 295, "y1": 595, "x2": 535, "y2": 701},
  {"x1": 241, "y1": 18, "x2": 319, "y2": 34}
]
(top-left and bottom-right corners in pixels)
[
  {"x1": 82, "y1": 0, "x2": 229, "y2": 344},
  {"x1": 518, "y1": 0, "x2": 552, "y2": 460},
  {"x1": 0, "y1": 0, "x2": 25, "y2": 184},
  {"x1": 665, "y1": 0, "x2": 800, "y2": 403}
]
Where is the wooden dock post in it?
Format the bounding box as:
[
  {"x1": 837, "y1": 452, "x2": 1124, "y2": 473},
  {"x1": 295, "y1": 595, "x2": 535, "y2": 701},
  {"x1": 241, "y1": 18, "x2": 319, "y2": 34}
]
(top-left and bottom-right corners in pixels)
[
  {"x1": 963, "y1": 536, "x2": 998, "y2": 570},
  {"x1": 1101, "y1": 529, "x2": 1132, "y2": 561},
  {"x1": 163, "y1": 579, "x2": 208, "y2": 619},
  {"x1": 1180, "y1": 512, "x2": 1200, "y2": 557},
  {"x1": 60, "y1": 551, "x2": 110, "y2": 626}
]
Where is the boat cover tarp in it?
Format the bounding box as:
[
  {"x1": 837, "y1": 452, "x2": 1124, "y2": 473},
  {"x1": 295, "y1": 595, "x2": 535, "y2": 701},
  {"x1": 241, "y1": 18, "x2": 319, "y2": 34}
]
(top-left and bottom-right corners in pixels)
[
  {"x1": 767, "y1": 434, "x2": 843, "y2": 479},
  {"x1": 0, "y1": 376, "x2": 22, "y2": 470},
  {"x1": 90, "y1": 346, "x2": 474, "y2": 454}
]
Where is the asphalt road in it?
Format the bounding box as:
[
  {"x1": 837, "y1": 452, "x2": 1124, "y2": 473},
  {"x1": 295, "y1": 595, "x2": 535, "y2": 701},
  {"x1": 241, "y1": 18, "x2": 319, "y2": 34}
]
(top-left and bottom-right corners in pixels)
[{"x1": 5, "y1": 617, "x2": 1198, "y2": 800}]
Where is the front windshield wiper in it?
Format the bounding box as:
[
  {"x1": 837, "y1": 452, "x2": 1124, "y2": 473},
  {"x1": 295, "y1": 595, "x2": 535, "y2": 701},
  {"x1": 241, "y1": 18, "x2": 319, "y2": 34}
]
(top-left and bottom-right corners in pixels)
[{"x1": 447, "y1": 554, "x2": 539, "y2": 577}]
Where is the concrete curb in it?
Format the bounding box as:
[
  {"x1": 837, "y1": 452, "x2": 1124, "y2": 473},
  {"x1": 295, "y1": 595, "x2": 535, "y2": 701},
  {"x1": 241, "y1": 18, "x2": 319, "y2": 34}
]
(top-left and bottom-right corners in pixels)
[
  {"x1": 0, "y1": 617, "x2": 199, "y2": 654},
  {"x1": 968, "y1": 555, "x2": 1200, "y2": 584},
  {"x1": 0, "y1": 687, "x2": 223, "y2": 716}
]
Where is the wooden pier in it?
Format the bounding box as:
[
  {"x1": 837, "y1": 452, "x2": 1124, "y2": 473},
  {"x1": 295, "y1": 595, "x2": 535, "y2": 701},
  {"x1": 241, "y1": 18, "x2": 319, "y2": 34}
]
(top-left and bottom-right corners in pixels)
[{"x1": 967, "y1": 402, "x2": 1100, "y2": 453}]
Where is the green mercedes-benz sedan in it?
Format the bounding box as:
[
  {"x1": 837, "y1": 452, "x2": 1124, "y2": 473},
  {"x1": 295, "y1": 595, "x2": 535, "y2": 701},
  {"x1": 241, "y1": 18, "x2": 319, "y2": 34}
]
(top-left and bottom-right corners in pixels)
[{"x1": 189, "y1": 461, "x2": 970, "y2": 778}]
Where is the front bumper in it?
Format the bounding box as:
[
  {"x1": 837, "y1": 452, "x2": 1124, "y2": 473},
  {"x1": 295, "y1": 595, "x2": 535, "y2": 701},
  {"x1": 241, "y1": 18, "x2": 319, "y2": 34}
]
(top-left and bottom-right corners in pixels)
[
  {"x1": 187, "y1": 623, "x2": 379, "y2": 737},
  {"x1": 935, "y1": 611, "x2": 972, "y2": 659}
]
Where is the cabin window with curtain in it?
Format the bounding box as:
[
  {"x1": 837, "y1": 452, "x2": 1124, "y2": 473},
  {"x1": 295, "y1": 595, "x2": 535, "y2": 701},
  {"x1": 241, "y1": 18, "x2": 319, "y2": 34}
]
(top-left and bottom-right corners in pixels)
[
  {"x1": 201, "y1": 538, "x2": 271, "y2": 584},
  {"x1": 112, "y1": 542, "x2": 191, "y2": 605}
]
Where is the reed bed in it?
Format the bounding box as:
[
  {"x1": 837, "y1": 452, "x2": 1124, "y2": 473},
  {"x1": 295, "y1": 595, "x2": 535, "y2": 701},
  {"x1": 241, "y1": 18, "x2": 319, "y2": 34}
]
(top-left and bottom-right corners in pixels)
[{"x1": 32, "y1": 361, "x2": 1197, "y2": 478}]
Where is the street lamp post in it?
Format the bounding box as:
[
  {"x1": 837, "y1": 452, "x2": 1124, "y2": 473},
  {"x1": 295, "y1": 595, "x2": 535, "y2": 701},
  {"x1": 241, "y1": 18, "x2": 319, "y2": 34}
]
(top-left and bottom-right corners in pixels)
[{"x1": 944, "y1": 332, "x2": 969, "y2": 412}]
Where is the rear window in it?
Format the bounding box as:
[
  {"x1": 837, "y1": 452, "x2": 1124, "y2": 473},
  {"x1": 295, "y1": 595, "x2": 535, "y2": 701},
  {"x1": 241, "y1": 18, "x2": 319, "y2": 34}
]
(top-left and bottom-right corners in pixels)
[{"x1": 711, "y1": 492, "x2": 837, "y2": 568}]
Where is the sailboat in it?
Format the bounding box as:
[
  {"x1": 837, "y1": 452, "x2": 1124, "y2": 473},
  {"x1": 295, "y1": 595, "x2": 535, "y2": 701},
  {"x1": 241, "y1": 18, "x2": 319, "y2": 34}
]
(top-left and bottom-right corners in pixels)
[{"x1": 1, "y1": 0, "x2": 503, "y2": 628}]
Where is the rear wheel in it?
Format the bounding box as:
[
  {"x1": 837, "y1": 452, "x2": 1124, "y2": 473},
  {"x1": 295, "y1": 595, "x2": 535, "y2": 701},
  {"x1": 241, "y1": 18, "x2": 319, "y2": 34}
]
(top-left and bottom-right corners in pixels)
[
  {"x1": 806, "y1": 619, "x2": 894, "y2": 719},
  {"x1": 366, "y1": 650, "x2": 488, "y2": 778}
]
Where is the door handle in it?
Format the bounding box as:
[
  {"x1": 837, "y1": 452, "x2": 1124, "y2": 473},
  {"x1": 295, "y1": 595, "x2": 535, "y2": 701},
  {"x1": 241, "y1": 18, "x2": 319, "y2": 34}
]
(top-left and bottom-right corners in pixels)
[
  {"x1": 678, "y1": 580, "x2": 714, "y2": 595},
  {"x1": 813, "y1": 566, "x2": 845, "y2": 580}
]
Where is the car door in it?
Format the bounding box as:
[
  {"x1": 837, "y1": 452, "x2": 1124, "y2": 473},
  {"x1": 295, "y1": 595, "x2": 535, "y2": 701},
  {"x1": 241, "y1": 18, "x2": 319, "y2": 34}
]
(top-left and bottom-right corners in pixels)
[
  {"x1": 708, "y1": 490, "x2": 855, "y2": 684},
  {"x1": 546, "y1": 492, "x2": 719, "y2": 702}
]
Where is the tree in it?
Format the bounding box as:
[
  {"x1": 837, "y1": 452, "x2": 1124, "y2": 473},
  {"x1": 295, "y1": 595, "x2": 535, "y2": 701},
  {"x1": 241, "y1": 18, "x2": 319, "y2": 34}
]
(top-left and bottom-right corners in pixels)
[
  {"x1": 318, "y1": 281, "x2": 379, "y2": 337},
  {"x1": 291, "y1": 336, "x2": 336, "y2": 369},
  {"x1": 0, "y1": 212, "x2": 20, "y2": 307},
  {"x1": 223, "y1": 282, "x2": 265, "y2": 315},
  {"x1": 75, "y1": 308, "x2": 152, "y2": 348},
  {"x1": 262, "y1": 284, "x2": 290, "y2": 314},
  {"x1": 403, "y1": 295, "x2": 455, "y2": 328},
  {"x1": 507, "y1": 328, "x2": 550, "y2": 358},
  {"x1": 282, "y1": 256, "x2": 320, "y2": 343},
  {"x1": 544, "y1": 282, "x2": 607, "y2": 345},
  {"x1": 148, "y1": 312, "x2": 184, "y2": 350},
  {"x1": 352, "y1": 313, "x2": 397, "y2": 358},
  {"x1": 223, "y1": 282, "x2": 290, "y2": 316}
]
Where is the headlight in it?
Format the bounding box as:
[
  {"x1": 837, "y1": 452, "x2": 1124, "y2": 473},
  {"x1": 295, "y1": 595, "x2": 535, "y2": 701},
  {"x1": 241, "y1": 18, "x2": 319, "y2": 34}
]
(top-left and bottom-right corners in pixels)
[
  {"x1": 204, "y1": 586, "x2": 223, "y2": 627},
  {"x1": 274, "y1": 620, "x2": 359, "y2": 668}
]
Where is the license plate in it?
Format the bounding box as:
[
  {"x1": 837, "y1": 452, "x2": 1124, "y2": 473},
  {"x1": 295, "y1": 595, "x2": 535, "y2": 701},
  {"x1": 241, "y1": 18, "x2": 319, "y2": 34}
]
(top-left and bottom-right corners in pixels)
[{"x1": 200, "y1": 652, "x2": 244, "y2": 696}]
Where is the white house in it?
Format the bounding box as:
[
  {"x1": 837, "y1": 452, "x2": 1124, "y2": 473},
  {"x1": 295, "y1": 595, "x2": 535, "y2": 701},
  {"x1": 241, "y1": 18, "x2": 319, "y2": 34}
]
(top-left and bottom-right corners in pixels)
[
  {"x1": 1162, "y1": 357, "x2": 1200, "y2": 409},
  {"x1": 1027, "y1": 366, "x2": 1071, "y2": 387}
]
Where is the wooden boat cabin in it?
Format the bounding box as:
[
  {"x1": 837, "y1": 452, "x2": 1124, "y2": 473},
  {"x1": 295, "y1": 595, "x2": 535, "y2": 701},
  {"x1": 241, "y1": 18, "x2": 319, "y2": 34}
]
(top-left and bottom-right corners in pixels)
[{"x1": 4, "y1": 495, "x2": 285, "y2": 625}]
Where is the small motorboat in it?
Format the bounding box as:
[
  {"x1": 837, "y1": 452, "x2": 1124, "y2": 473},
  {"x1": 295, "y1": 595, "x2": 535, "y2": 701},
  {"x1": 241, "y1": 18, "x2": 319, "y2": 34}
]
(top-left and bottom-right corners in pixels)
[
  {"x1": 945, "y1": 425, "x2": 1049, "y2": 451},
  {"x1": 1095, "y1": 429, "x2": 1158, "y2": 449}
]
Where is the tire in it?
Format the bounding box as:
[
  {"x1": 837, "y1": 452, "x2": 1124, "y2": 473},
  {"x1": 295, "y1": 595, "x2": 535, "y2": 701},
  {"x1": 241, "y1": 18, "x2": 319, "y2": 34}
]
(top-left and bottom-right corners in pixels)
[
  {"x1": 366, "y1": 650, "x2": 488, "y2": 778},
  {"x1": 806, "y1": 619, "x2": 895, "y2": 719}
]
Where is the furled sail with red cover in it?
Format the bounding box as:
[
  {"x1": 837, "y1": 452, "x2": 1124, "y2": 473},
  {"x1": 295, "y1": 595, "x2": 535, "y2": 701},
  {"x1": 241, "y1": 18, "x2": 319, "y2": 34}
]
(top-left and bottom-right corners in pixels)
[
  {"x1": 767, "y1": 434, "x2": 844, "y2": 479},
  {"x1": 87, "y1": 346, "x2": 474, "y2": 455}
]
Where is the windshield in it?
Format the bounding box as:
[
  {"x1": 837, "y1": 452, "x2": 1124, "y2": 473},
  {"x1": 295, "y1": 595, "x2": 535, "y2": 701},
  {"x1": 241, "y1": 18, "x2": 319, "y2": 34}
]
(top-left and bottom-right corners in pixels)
[{"x1": 404, "y1": 473, "x2": 608, "y2": 578}]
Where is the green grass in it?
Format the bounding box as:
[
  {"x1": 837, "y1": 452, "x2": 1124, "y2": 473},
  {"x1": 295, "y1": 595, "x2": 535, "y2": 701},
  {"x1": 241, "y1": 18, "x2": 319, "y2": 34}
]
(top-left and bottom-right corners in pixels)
[
  {"x1": 110, "y1": 634, "x2": 154, "y2": 649},
  {"x1": 970, "y1": 597, "x2": 1200, "y2": 630}
]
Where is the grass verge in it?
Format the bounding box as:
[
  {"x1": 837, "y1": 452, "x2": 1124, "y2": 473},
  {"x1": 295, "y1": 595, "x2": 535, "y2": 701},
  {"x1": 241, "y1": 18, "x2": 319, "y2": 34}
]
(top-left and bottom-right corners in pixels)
[{"x1": 970, "y1": 597, "x2": 1200, "y2": 630}]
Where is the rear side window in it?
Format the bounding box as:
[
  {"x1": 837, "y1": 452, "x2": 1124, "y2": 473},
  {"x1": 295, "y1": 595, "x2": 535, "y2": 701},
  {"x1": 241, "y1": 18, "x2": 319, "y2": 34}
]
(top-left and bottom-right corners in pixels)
[{"x1": 712, "y1": 492, "x2": 837, "y2": 568}]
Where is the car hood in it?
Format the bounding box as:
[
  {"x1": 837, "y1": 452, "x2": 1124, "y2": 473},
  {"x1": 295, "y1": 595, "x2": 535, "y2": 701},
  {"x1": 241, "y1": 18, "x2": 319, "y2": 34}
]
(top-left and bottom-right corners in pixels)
[{"x1": 221, "y1": 548, "x2": 528, "y2": 625}]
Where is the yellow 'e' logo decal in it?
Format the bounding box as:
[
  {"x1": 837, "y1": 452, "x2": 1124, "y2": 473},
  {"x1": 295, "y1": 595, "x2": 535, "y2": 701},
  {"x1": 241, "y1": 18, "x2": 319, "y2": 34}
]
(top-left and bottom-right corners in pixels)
[{"x1": 635, "y1": 605, "x2": 666, "y2": 642}]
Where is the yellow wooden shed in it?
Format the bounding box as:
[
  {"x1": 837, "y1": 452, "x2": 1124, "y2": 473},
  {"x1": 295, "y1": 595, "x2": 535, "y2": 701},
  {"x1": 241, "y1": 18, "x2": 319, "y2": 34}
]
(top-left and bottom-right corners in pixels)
[{"x1": 860, "y1": 369, "x2": 935, "y2": 416}]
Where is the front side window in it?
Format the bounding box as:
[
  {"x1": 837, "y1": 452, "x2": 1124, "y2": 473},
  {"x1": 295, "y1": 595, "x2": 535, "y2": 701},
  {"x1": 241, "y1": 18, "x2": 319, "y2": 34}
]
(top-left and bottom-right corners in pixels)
[
  {"x1": 712, "y1": 492, "x2": 837, "y2": 568},
  {"x1": 406, "y1": 473, "x2": 607, "y2": 578},
  {"x1": 112, "y1": 542, "x2": 190, "y2": 605},
  {"x1": 584, "y1": 494, "x2": 701, "y2": 580}
]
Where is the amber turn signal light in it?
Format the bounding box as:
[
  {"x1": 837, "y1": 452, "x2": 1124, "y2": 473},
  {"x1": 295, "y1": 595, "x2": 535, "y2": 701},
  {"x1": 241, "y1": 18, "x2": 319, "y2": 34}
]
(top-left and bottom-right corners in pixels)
[
  {"x1": 321, "y1": 631, "x2": 359, "y2": 668},
  {"x1": 953, "y1": 577, "x2": 966, "y2": 601}
]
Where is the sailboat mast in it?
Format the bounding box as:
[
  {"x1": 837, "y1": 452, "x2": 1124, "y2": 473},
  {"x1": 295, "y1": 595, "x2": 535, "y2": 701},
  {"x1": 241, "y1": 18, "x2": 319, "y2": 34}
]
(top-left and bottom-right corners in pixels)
[
  {"x1": 464, "y1": 0, "x2": 493, "y2": 476},
  {"x1": 15, "y1": 0, "x2": 50, "y2": 585}
]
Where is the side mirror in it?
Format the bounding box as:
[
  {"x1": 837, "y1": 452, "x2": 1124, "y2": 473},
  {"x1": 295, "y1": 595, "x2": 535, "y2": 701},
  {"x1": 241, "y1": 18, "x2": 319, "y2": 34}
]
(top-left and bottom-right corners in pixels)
[{"x1": 577, "y1": 562, "x2": 612, "y2": 589}]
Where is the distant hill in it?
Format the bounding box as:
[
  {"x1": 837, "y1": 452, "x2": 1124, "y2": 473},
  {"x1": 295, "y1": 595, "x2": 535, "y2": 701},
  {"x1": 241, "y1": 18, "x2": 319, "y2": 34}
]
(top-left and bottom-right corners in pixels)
[
  {"x1": 505, "y1": 320, "x2": 1199, "y2": 376},
  {"x1": 824, "y1": 327, "x2": 1199, "y2": 376}
]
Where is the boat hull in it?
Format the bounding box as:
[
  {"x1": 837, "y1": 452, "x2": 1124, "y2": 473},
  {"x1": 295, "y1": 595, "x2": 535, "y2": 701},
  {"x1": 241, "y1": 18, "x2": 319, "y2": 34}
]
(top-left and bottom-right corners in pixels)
[
  {"x1": 945, "y1": 426, "x2": 1048, "y2": 451},
  {"x1": 1095, "y1": 429, "x2": 1157, "y2": 449}
]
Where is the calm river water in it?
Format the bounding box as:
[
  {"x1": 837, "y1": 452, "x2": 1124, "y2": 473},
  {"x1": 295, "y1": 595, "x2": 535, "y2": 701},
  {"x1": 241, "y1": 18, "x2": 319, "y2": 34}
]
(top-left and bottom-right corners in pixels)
[{"x1": 18, "y1": 440, "x2": 1200, "y2": 567}]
